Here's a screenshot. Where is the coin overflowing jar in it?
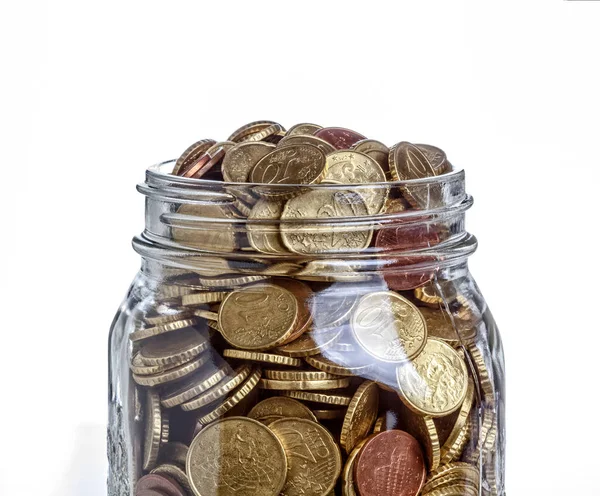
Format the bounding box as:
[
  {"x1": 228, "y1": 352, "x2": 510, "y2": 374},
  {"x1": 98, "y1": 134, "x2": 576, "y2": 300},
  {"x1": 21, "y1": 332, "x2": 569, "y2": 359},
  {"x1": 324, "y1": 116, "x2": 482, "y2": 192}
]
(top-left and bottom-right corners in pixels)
[{"x1": 108, "y1": 121, "x2": 505, "y2": 496}]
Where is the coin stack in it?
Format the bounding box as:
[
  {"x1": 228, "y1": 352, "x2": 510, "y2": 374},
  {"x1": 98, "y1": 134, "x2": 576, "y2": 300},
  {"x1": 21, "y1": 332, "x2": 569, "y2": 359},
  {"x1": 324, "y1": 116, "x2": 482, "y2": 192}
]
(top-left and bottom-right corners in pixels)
[{"x1": 130, "y1": 121, "x2": 498, "y2": 496}]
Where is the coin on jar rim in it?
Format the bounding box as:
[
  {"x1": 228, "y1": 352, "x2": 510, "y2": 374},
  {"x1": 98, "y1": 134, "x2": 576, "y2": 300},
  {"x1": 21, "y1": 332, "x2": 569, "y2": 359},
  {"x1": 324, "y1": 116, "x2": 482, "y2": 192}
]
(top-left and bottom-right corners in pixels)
[
  {"x1": 221, "y1": 141, "x2": 275, "y2": 182},
  {"x1": 247, "y1": 396, "x2": 317, "y2": 422},
  {"x1": 269, "y1": 418, "x2": 342, "y2": 496},
  {"x1": 227, "y1": 120, "x2": 283, "y2": 143},
  {"x1": 340, "y1": 381, "x2": 379, "y2": 454},
  {"x1": 249, "y1": 144, "x2": 327, "y2": 185},
  {"x1": 415, "y1": 143, "x2": 450, "y2": 175},
  {"x1": 171, "y1": 139, "x2": 216, "y2": 175},
  {"x1": 350, "y1": 291, "x2": 427, "y2": 363},
  {"x1": 314, "y1": 127, "x2": 367, "y2": 150},
  {"x1": 181, "y1": 145, "x2": 227, "y2": 179},
  {"x1": 240, "y1": 123, "x2": 286, "y2": 143},
  {"x1": 187, "y1": 417, "x2": 287, "y2": 496},
  {"x1": 397, "y1": 338, "x2": 468, "y2": 417},
  {"x1": 218, "y1": 284, "x2": 299, "y2": 350}
]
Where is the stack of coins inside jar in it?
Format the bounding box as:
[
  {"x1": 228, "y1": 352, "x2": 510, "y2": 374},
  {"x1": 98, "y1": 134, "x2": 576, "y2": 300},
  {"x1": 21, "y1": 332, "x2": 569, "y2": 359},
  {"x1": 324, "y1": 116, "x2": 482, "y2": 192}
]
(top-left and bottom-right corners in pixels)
[{"x1": 130, "y1": 121, "x2": 499, "y2": 496}]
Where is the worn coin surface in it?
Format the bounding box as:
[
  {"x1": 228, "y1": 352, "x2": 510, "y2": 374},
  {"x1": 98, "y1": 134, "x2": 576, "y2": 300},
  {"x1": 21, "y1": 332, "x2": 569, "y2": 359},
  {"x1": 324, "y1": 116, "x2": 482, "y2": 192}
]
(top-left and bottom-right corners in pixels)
[
  {"x1": 315, "y1": 127, "x2": 366, "y2": 150},
  {"x1": 354, "y1": 430, "x2": 426, "y2": 496},
  {"x1": 218, "y1": 284, "x2": 298, "y2": 350},
  {"x1": 249, "y1": 144, "x2": 327, "y2": 185},
  {"x1": 269, "y1": 418, "x2": 342, "y2": 496},
  {"x1": 277, "y1": 134, "x2": 336, "y2": 155},
  {"x1": 187, "y1": 417, "x2": 287, "y2": 496},
  {"x1": 247, "y1": 397, "x2": 317, "y2": 422},
  {"x1": 340, "y1": 381, "x2": 379, "y2": 453},
  {"x1": 351, "y1": 291, "x2": 427, "y2": 363},
  {"x1": 286, "y1": 122, "x2": 323, "y2": 136},
  {"x1": 280, "y1": 189, "x2": 373, "y2": 254},
  {"x1": 221, "y1": 142, "x2": 275, "y2": 182},
  {"x1": 397, "y1": 339, "x2": 468, "y2": 417}
]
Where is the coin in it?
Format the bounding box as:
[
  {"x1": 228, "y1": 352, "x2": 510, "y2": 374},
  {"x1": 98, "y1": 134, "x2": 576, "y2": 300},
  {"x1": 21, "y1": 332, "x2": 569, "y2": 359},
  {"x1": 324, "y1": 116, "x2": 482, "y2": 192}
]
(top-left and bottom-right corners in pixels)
[
  {"x1": 158, "y1": 442, "x2": 188, "y2": 469},
  {"x1": 280, "y1": 189, "x2": 373, "y2": 254},
  {"x1": 136, "y1": 474, "x2": 186, "y2": 496},
  {"x1": 340, "y1": 381, "x2": 379, "y2": 453},
  {"x1": 397, "y1": 339, "x2": 469, "y2": 417},
  {"x1": 310, "y1": 283, "x2": 360, "y2": 329},
  {"x1": 269, "y1": 418, "x2": 342, "y2": 496},
  {"x1": 313, "y1": 408, "x2": 346, "y2": 421},
  {"x1": 419, "y1": 307, "x2": 477, "y2": 347},
  {"x1": 182, "y1": 292, "x2": 228, "y2": 306},
  {"x1": 171, "y1": 203, "x2": 238, "y2": 252},
  {"x1": 161, "y1": 361, "x2": 232, "y2": 408},
  {"x1": 180, "y1": 365, "x2": 252, "y2": 411},
  {"x1": 248, "y1": 397, "x2": 317, "y2": 422},
  {"x1": 221, "y1": 142, "x2": 276, "y2": 182},
  {"x1": 415, "y1": 143, "x2": 450, "y2": 175},
  {"x1": 354, "y1": 430, "x2": 426, "y2": 496},
  {"x1": 324, "y1": 150, "x2": 388, "y2": 214},
  {"x1": 187, "y1": 417, "x2": 287, "y2": 496},
  {"x1": 342, "y1": 436, "x2": 373, "y2": 496},
  {"x1": 281, "y1": 390, "x2": 352, "y2": 406},
  {"x1": 247, "y1": 199, "x2": 288, "y2": 253},
  {"x1": 259, "y1": 377, "x2": 351, "y2": 390},
  {"x1": 218, "y1": 283, "x2": 298, "y2": 349},
  {"x1": 434, "y1": 379, "x2": 474, "y2": 450},
  {"x1": 240, "y1": 123, "x2": 286, "y2": 143},
  {"x1": 304, "y1": 354, "x2": 372, "y2": 377},
  {"x1": 352, "y1": 139, "x2": 391, "y2": 177},
  {"x1": 286, "y1": 123, "x2": 323, "y2": 136},
  {"x1": 150, "y1": 464, "x2": 193, "y2": 495},
  {"x1": 277, "y1": 134, "x2": 336, "y2": 155},
  {"x1": 249, "y1": 144, "x2": 327, "y2": 185},
  {"x1": 351, "y1": 291, "x2": 427, "y2": 363},
  {"x1": 129, "y1": 318, "x2": 198, "y2": 342},
  {"x1": 276, "y1": 327, "x2": 343, "y2": 358},
  {"x1": 272, "y1": 278, "x2": 313, "y2": 343},
  {"x1": 223, "y1": 349, "x2": 303, "y2": 367},
  {"x1": 197, "y1": 274, "x2": 269, "y2": 288},
  {"x1": 196, "y1": 368, "x2": 262, "y2": 425},
  {"x1": 133, "y1": 353, "x2": 210, "y2": 387},
  {"x1": 263, "y1": 369, "x2": 340, "y2": 381},
  {"x1": 314, "y1": 127, "x2": 366, "y2": 150},
  {"x1": 138, "y1": 329, "x2": 209, "y2": 367},
  {"x1": 181, "y1": 145, "x2": 227, "y2": 179},
  {"x1": 172, "y1": 139, "x2": 216, "y2": 175},
  {"x1": 228, "y1": 120, "x2": 283, "y2": 143},
  {"x1": 130, "y1": 353, "x2": 172, "y2": 376},
  {"x1": 143, "y1": 389, "x2": 164, "y2": 471}
]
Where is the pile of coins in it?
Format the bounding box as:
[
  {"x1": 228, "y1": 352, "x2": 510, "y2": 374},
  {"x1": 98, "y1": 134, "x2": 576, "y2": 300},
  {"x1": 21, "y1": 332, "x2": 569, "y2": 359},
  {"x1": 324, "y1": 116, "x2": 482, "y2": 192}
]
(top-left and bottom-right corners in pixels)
[{"x1": 129, "y1": 121, "x2": 499, "y2": 496}]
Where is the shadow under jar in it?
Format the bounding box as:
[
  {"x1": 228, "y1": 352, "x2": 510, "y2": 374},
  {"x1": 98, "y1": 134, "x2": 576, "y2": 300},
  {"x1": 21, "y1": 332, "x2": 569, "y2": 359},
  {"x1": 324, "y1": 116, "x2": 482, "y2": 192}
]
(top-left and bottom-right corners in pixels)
[{"x1": 108, "y1": 162, "x2": 505, "y2": 496}]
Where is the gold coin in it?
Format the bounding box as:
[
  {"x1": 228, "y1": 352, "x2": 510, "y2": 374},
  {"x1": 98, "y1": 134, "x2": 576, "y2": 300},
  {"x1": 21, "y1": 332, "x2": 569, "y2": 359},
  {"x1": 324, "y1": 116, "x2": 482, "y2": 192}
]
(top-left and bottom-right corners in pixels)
[
  {"x1": 138, "y1": 329, "x2": 209, "y2": 367},
  {"x1": 248, "y1": 397, "x2": 317, "y2": 422},
  {"x1": 223, "y1": 349, "x2": 303, "y2": 367},
  {"x1": 228, "y1": 120, "x2": 284, "y2": 143},
  {"x1": 277, "y1": 134, "x2": 336, "y2": 155},
  {"x1": 423, "y1": 484, "x2": 479, "y2": 496},
  {"x1": 340, "y1": 381, "x2": 379, "y2": 454},
  {"x1": 304, "y1": 354, "x2": 372, "y2": 377},
  {"x1": 218, "y1": 284, "x2": 298, "y2": 350},
  {"x1": 281, "y1": 390, "x2": 352, "y2": 406},
  {"x1": 467, "y1": 343, "x2": 495, "y2": 402},
  {"x1": 129, "y1": 318, "x2": 198, "y2": 342},
  {"x1": 192, "y1": 309, "x2": 219, "y2": 321},
  {"x1": 143, "y1": 389, "x2": 163, "y2": 471},
  {"x1": 181, "y1": 365, "x2": 252, "y2": 411},
  {"x1": 196, "y1": 368, "x2": 262, "y2": 425},
  {"x1": 240, "y1": 123, "x2": 286, "y2": 143},
  {"x1": 372, "y1": 415, "x2": 385, "y2": 434},
  {"x1": 161, "y1": 362, "x2": 232, "y2": 408},
  {"x1": 286, "y1": 123, "x2": 323, "y2": 136},
  {"x1": 441, "y1": 416, "x2": 472, "y2": 465},
  {"x1": 247, "y1": 199, "x2": 288, "y2": 254},
  {"x1": 419, "y1": 307, "x2": 477, "y2": 347},
  {"x1": 269, "y1": 418, "x2": 342, "y2": 496},
  {"x1": 182, "y1": 292, "x2": 228, "y2": 306},
  {"x1": 351, "y1": 291, "x2": 427, "y2": 363},
  {"x1": 249, "y1": 144, "x2": 327, "y2": 185},
  {"x1": 197, "y1": 274, "x2": 269, "y2": 288},
  {"x1": 130, "y1": 353, "x2": 172, "y2": 375},
  {"x1": 187, "y1": 417, "x2": 287, "y2": 496},
  {"x1": 276, "y1": 328, "x2": 343, "y2": 358},
  {"x1": 342, "y1": 436, "x2": 373, "y2": 496},
  {"x1": 172, "y1": 139, "x2": 216, "y2": 175},
  {"x1": 263, "y1": 369, "x2": 341, "y2": 381},
  {"x1": 171, "y1": 203, "x2": 238, "y2": 252},
  {"x1": 280, "y1": 190, "x2": 373, "y2": 254},
  {"x1": 414, "y1": 282, "x2": 445, "y2": 307},
  {"x1": 258, "y1": 377, "x2": 351, "y2": 390},
  {"x1": 221, "y1": 142, "x2": 275, "y2": 182},
  {"x1": 397, "y1": 338, "x2": 469, "y2": 417},
  {"x1": 260, "y1": 262, "x2": 304, "y2": 276},
  {"x1": 416, "y1": 143, "x2": 450, "y2": 175},
  {"x1": 323, "y1": 150, "x2": 388, "y2": 214},
  {"x1": 313, "y1": 409, "x2": 346, "y2": 421},
  {"x1": 150, "y1": 463, "x2": 193, "y2": 494},
  {"x1": 133, "y1": 353, "x2": 209, "y2": 387},
  {"x1": 351, "y1": 139, "x2": 390, "y2": 177},
  {"x1": 144, "y1": 310, "x2": 193, "y2": 326}
]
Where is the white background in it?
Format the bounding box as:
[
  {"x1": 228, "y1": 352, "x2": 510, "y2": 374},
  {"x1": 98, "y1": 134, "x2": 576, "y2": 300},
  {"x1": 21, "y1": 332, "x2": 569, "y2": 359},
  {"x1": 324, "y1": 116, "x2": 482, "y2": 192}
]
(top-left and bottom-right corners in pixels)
[{"x1": 1, "y1": 0, "x2": 599, "y2": 494}]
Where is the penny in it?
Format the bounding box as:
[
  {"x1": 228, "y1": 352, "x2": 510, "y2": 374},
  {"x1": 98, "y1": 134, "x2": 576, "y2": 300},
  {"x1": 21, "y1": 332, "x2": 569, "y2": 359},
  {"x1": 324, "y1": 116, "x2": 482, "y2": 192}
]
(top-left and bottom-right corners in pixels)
[
  {"x1": 138, "y1": 328, "x2": 209, "y2": 367},
  {"x1": 249, "y1": 144, "x2": 327, "y2": 185},
  {"x1": 187, "y1": 417, "x2": 287, "y2": 496},
  {"x1": 247, "y1": 199, "x2": 288, "y2": 254},
  {"x1": 286, "y1": 122, "x2": 323, "y2": 136},
  {"x1": 218, "y1": 284, "x2": 299, "y2": 350},
  {"x1": 221, "y1": 142, "x2": 275, "y2": 182},
  {"x1": 324, "y1": 150, "x2": 388, "y2": 214},
  {"x1": 277, "y1": 134, "x2": 336, "y2": 155},
  {"x1": 136, "y1": 474, "x2": 186, "y2": 496},
  {"x1": 381, "y1": 255, "x2": 438, "y2": 291},
  {"x1": 397, "y1": 339, "x2": 469, "y2": 417},
  {"x1": 342, "y1": 436, "x2": 374, "y2": 496},
  {"x1": 269, "y1": 418, "x2": 342, "y2": 496},
  {"x1": 143, "y1": 389, "x2": 164, "y2": 471},
  {"x1": 315, "y1": 127, "x2": 366, "y2": 150},
  {"x1": 351, "y1": 291, "x2": 427, "y2": 363},
  {"x1": 248, "y1": 397, "x2": 317, "y2": 422},
  {"x1": 375, "y1": 222, "x2": 441, "y2": 252},
  {"x1": 340, "y1": 381, "x2": 379, "y2": 453},
  {"x1": 171, "y1": 139, "x2": 216, "y2": 175},
  {"x1": 354, "y1": 430, "x2": 426, "y2": 496},
  {"x1": 280, "y1": 189, "x2": 373, "y2": 254},
  {"x1": 182, "y1": 145, "x2": 227, "y2": 179}
]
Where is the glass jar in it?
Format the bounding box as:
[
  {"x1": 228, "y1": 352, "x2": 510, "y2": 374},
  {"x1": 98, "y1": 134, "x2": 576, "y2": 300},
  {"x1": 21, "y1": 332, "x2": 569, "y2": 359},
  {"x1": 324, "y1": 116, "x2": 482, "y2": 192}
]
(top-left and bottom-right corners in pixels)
[{"x1": 108, "y1": 161, "x2": 505, "y2": 496}]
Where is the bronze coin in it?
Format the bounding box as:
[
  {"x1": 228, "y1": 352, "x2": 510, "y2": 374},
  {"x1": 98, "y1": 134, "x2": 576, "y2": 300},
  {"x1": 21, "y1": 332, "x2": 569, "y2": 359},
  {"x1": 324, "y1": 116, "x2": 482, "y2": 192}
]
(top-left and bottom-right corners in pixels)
[
  {"x1": 172, "y1": 139, "x2": 216, "y2": 175},
  {"x1": 380, "y1": 255, "x2": 437, "y2": 291},
  {"x1": 315, "y1": 127, "x2": 366, "y2": 150},
  {"x1": 136, "y1": 474, "x2": 186, "y2": 496},
  {"x1": 354, "y1": 430, "x2": 426, "y2": 496},
  {"x1": 182, "y1": 146, "x2": 226, "y2": 179}
]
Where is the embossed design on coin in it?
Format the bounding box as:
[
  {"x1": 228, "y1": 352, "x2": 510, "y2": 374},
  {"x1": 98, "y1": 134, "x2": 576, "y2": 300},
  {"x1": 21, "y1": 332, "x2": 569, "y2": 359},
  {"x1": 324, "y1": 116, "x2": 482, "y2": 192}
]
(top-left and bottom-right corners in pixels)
[
  {"x1": 221, "y1": 142, "x2": 275, "y2": 182},
  {"x1": 354, "y1": 430, "x2": 426, "y2": 496},
  {"x1": 280, "y1": 190, "x2": 372, "y2": 254},
  {"x1": 248, "y1": 397, "x2": 317, "y2": 423},
  {"x1": 352, "y1": 139, "x2": 390, "y2": 176},
  {"x1": 314, "y1": 127, "x2": 366, "y2": 150},
  {"x1": 397, "y1": 339, "x2": 468, "y2": 417},
  {"x1": 250, "y1": 144, "x2": 327, "y2": 185},
  {"x1": 277, "y1": 134, "x2": 336, "y2": 155},
  {"x1": 247, "y1": 199, "x2": 287, "y2": 254},
  {"x1": 186, "y1": 417, "x2": 287, "y2": 496},
  {"x1": 269, "y1": 418, "x2": 342, "y2": 496},
  {"x1": 286, "y1": 123, "x2": 323, "y2": 136},
  {"x1": 416, "y1": 143, "x2": 449, "y2": 174},
  {"x1": 218, "y1": 284, "x2": 298, "y2": 350},
  {"x1": 351, "y1": 292, "x2": 427, "y2": 363}
]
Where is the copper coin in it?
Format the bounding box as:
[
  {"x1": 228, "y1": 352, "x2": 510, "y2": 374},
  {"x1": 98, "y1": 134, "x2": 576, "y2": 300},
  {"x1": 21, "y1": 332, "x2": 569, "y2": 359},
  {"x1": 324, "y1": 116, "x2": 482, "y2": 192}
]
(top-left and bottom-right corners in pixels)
[
  {"x1": 314, "y1": 127, "x2": 367, "y2": 150},
  {"x1": 182, "y1": 146, "x2": 226, "y2": 179},
  {"x1": 382, "y1": 255, "x2": 437, "y2": 291},
  {"x1": 272, "y1": 277, "x2": 313, "y2": 343},
  {"x1": 172, "y1": 139, "x2": 216, "y2": 175},
  {"x1": 136, "y1": 474, "x2": 186, "y2": 496},
  {"x1": 354, "y1": 430, "x2": 426, "y2": 496}
]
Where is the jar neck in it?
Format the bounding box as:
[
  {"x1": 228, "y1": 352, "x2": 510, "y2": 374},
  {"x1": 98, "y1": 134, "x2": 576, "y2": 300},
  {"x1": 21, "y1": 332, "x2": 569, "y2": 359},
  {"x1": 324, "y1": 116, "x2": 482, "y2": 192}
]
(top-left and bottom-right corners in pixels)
[{"x1": 133, "y1": 161, "x2": 477, "y2": 280}]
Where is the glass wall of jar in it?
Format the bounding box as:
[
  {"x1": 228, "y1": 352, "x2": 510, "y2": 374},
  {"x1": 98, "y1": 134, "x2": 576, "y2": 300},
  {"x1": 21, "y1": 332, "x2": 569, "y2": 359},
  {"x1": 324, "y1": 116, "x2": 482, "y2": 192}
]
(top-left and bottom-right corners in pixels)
[{"x1": 108, "y1": 162, "x2": 505, "y2": 496}]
